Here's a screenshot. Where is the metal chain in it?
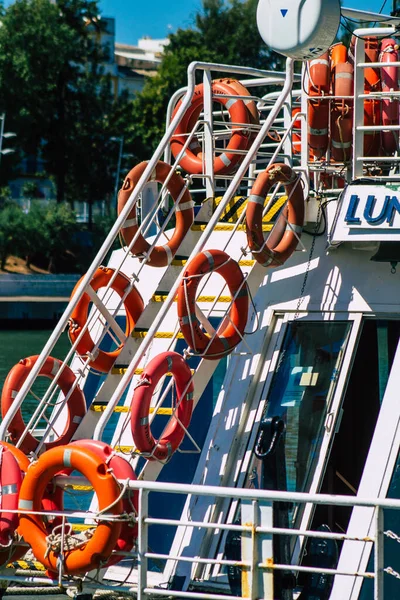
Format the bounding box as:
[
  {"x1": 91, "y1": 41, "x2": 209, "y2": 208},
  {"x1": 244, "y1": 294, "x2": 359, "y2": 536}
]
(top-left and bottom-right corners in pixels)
[
  {"x1": 384, "y1": 566, "x2": 400, "y2": 580},
  {"x1": 293, "y1": 198, "x2": 323, "y2": 322},
  {"x1": 385, "y1": 529, "x2": 400, "y2": 544}
]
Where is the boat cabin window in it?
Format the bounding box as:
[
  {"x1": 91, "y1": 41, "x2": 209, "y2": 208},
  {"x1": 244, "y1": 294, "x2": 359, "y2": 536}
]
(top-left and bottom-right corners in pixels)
[{"x1": 262, "y1": 319, "x2": 351, "y2": 521}]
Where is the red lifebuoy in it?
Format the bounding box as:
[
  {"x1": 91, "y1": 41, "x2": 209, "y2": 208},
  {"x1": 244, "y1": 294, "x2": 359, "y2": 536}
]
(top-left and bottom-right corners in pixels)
[
  {"x1": 331, "y1": 62, "x2": 353, "y2": 163},
  {"x1": 177, "y1": 250, "x2": 249, "y2": 360},
  {"x1": 118, "y1": 161, "x2": 194, "y2": 267},
  {"x1": 0, "y1": 442, "x2": 29, "y2": 567},
  {"x1": 380, "y1": 38, "x2": 399, "y2": 154},
  {"x1": 0, "y1": 445, "x2": 22, "y2": 546},
  {"x1": 19, "y1": 445, "x2": 123, "y2": 575},
  {"x1": 1, "y1": 356, "x2": 86, "y2": 454},
  {"x1": 69, "y1": 266, "x2": 144, "y2": 373},
  {"x1": 170, "y1": 80, "x2": 251, "y2": 175},
  {"x1": 246, "y1": 163, "x2": 304, "y2": 267},
  {"x1": 349, "y1": 36, "x2": 381, "y2": 157},
  {"x1": 130, "y1": 352, "x2": 194, "y2": 461},
  {"x1": 308, "y1": 52, "x2": 330, "y2": 158}
]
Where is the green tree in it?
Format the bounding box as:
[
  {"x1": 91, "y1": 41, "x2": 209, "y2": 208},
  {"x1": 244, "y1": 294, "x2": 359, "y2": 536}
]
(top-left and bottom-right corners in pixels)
[
  {"x1": 0, "y1": 202, "x2": 25, "y2": 269},
  {"x1": 126, "y1": 0, "x2": 283, "y2": 162},
  {"x1": 42, "y1": 202, "x2": 79, "y2": 272},
  {"x1": 0, "y1": 0, "x2": 129, "y2": 217}
]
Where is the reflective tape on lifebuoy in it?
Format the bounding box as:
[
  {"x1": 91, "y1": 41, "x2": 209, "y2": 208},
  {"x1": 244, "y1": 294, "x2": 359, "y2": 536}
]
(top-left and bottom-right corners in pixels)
[
  {"x1": 246, "y1": 163, "x2": 304, "y2": 267},
  {"x1": 69, "y1": 266, "x2": 144, "y2": 373},
  {"x1": 1, "y1": 356, "x2": 86, "y2": 454},
  {"x1": 118, "y1": 160, "x2": 194, "y2": 267},
  {"x1": 170, "y1": 80, "x2": 251, "y2": 175},
  {"x1": 177, "y1": 250, "x2": 249, "y2": 359},
  {"x1": 19, "y1": 445, "x2": 123, "y2": 575},
  {"x1": 130, "y1": 352, "x2": 194, "y2": 461}
]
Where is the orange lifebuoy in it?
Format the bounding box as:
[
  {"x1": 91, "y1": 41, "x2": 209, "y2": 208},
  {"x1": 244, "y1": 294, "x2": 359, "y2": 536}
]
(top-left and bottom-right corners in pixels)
[
  {"x1": 118, "y1": 161, "x2": 194, "y2": 267},
  {"x1": 246, "y1": 163, "x2": 304, "y2": 267},
  {"x1": 215, "y1": 78, "x2": 260, "y2": 147},
  {"x1": 330, "y1": 43, "x2": 347, "y2": 75},
  {"x1": 308, "y1": 52, "x2": 330, "y2": 158},
  {"x1": 331, "y1": 62, "x2": 353, "y2": 163},
  {"x1": 69, "y1": 266, "x2": 144, "y2": 373},
  {"x1": 1, "y1": 356, "x2": 86, "y2": 454},
  {"x1": 380, "y1": 38, "x2": 399, "y2": 154},
  {"x1": 19, "y1": 445, "x2": 123, "y2": 575},
  {"x1": 130, "y1": 352, "x2": 194, "y2": 461},
  {"x1": 177, "y1": 250, "x2": 249, "y2": 360},
  {"x1": 68, "y1": 440, "x2": 138, "y2": 567},
  {"x1": 170, "y1": 80, "x2": 251, "y2": 175}
]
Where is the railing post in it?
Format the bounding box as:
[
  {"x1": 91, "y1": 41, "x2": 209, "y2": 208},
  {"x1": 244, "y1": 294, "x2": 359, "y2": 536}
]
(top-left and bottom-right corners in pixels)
[
  {"x1": 137, "y1": 488, "x2": 149, "y2": 600},
  {"x1": 203, "y1": 70, "x2": 215, "y2": 199},
  {"x1": 242, "y1": 499, "x2": 273, "y2": 599},
  {"x1": 374, "y1": 505, "x2": 384, "y2": 600},
  {"x1": 353, "y1": 36, "x2": 365, "y2": 180}
]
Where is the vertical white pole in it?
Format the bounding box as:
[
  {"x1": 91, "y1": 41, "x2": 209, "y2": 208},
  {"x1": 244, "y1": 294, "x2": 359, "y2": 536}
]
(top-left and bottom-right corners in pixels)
[
  {"x1": 0, "y1": 113, "x2": 5, "y2": 168},
  {"x1": 242, "y1": 498, "x2": 274, "y2": 599},
  {"x1": 353, "y1": 37, "x2": 365, "y2": 179},
  {"x1": 203, "y1": 70, "x2": 215, "y2": 199},
  {"x1": 374, "y1": 505, "x2": 384, "y2": 600},
  {"x1": 137, "y1": 488, "x2": 149, "y2": 600}
]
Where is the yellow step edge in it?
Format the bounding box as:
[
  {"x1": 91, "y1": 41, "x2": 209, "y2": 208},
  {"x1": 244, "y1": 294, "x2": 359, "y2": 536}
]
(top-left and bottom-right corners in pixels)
[
  {"x1": 191, "y1": 223, "x2": 273, "y2": 232},
  {"x1": 132, "y1": 331, "x2": 184, "y2": 339},
  {"x1": 10, "y1": 560, "x2": 45, "y2": 571},
  {"x1": 91, "y1": 405, "x2": 174, "y2": 415},
  {"x1": 152, "y1": 294, "x2": 232, "y2": 303},
  {"x1": 112, "y1": 366, "x2": 144, "y2": 375}
]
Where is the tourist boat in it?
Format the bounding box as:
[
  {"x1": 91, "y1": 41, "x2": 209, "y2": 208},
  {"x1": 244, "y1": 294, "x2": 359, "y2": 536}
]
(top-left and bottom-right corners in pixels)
[{"x1": 1, "y1": 2, "x2": 400, "y2": 598}]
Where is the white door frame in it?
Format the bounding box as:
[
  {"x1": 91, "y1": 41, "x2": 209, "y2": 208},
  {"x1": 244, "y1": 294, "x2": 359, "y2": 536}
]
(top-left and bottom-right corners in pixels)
[{"x1": 331, "y1": 336, "x2": 400, "y2": 599}]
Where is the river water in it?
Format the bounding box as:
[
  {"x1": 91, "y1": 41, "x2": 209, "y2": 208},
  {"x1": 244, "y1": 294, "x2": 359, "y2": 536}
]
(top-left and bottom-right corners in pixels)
[{"x1": 0, "y1": 328, "x2": 73, "y2": 435}]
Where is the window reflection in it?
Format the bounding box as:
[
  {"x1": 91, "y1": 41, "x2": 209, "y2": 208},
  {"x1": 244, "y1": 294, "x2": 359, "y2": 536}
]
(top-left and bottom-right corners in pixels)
[{"x1": 264, "y1": 321, "x2": 351, "y2": 506}]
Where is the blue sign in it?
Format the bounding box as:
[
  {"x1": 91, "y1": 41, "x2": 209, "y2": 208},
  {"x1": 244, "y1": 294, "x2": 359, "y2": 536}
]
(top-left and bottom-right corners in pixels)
[{"x1": 345, "y1": 194, "x2": 400, "y2": 227}]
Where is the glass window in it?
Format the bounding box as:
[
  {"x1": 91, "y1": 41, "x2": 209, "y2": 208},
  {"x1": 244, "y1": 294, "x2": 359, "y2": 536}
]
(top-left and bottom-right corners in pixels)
[{"x1": 262, "y1": 320, "x2": 352, "y2": 518}]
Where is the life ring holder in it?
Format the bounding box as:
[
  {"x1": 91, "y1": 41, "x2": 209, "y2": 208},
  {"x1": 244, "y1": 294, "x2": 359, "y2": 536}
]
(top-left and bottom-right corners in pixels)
[
  {"x1": 177, "y1": 249, "x2": 249, "y2": 360},
  {"x1": 69, "y1": 266, "x2": 144, "y2": 373},
  {"x1": 1, "y1": 356, "x2": 86, "y2": 455},
  {"x1": 246, "y1": 163, "x2": 304, "y2": 267},
  {"x1": 118, "y1": 160, "x2": 194, "y2": 267},
  {"x1": 18, "y1": 445, "x2": 123, "y2": 575},
  {"x1": 130, "y1": 351, "x2": 194, "y2": 462},
  {"x1": 170, "y1": 80, "x2": 251, "y2": 175}
]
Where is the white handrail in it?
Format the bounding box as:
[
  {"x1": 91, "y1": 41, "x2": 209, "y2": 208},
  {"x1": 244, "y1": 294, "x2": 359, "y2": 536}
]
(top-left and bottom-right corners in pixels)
[{"x1": 93, "y1": 57, "x2": 295, "y2": 440}]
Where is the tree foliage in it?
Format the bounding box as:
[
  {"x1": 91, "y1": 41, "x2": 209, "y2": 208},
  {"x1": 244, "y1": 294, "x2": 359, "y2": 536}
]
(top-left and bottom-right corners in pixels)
[
  {"x1": 126, "y1": 0, "x2": 284, "y2": 162},
  {"x1": 0, "y1": 0, "x2": 129, "y2": 214}
]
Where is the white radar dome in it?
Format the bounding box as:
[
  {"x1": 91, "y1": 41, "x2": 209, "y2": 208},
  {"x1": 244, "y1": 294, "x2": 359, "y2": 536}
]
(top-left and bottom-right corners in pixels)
[{"x1": 257, "y1": 0, "x2": 341, "y2": 61}]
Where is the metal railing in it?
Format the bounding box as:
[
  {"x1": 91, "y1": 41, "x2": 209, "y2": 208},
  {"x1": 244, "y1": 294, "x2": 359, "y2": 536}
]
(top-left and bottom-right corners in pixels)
[
  {"x1": 0, "y1": 58, "x2": 298, "y2": 454},
  {"x1": 353, "y1": 26, "x2": 399, "y2": 180},
  {"x1": 4, "y1": 478, "x2": 400, "y2": 599}
]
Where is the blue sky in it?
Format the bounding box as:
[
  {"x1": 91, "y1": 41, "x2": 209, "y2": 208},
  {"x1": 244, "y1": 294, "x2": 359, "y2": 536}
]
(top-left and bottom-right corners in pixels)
[{"x1": 1, "y1": 1, "x2": 395, "y2": 45}]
